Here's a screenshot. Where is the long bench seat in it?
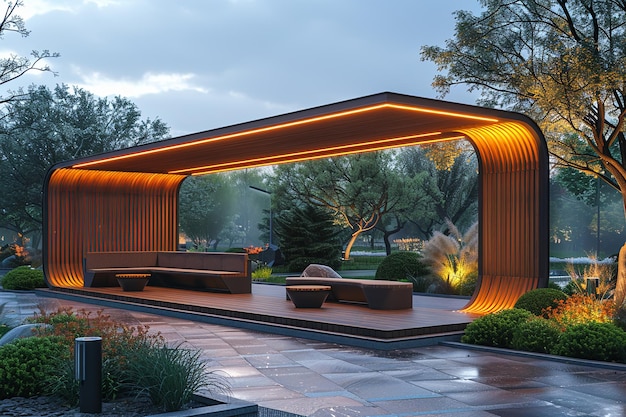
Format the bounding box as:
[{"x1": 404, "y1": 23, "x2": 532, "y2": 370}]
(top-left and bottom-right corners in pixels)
[
  {"x1": 84, "y1": 251, "x2": 251, "y2": 293},
  {"x1": 285, "y1": 277, "x2": 413, "y2": 310}
]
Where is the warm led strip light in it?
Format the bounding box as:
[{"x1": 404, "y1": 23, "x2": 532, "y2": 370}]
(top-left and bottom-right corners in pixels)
[
  {"x1": 171, "y1": 131, "x2": 444, "y2": 174},
  {"x1": 188, "y1": 135, "x2": 466, "y2": 176},
  {"x1": 72, "y1": 103, "x2": 498, "y2": 169}
]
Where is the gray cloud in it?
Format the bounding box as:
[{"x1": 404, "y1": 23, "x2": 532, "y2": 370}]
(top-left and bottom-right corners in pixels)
[{"x1": 8, "y1": 0, "x2": 480, "y2": 135}]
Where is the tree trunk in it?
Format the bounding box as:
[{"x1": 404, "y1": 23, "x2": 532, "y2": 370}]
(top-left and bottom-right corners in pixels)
[
  {"x1": 615, "y1": 243, "x2": 626, "y2": 307},
  {"x1": 343, "y1": 231, "x2": 362, "y2": 260}
]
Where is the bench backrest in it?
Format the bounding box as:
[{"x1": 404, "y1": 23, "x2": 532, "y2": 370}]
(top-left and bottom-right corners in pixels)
[
  {"x1": 85, "y1": 251, "x2": 158, "y2": 270},
  {"x1": 157, "y1": 251, "x2": 248, "y2": 274}
]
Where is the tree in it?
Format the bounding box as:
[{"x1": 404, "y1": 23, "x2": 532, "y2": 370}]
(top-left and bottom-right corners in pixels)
[
  {"x1": 398, "y1": 147, "x2": 478, "y2": 238},
  {"x1": 273, "y1": 151, "x2": 422, "y2": 259},
  {"x1": 421, "y1": 0, "x2": 626, "y2": 305},
  {"x1": 178, "y1": 174, "x2": 235, "y2": 250},
  {"x1": 227, "y1": 169, "x2": 270, "y2": 247},
  {"x1": 0, "y1": 84, "x2": 169, "y2": 244},
  {"x1": 0, "y1": 0, "x2": 58, "y2": 109},
  {"x1": 273, "y1": 205, "x2": 343, "y2": 272}
]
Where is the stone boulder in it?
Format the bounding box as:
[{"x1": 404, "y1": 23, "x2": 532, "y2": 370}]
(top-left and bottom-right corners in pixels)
[
  {"x1": 300, "y1": 264, "x2": 342, "y2": 278},
  {"x1": 0, "y1": 323, "x2": 52, "y2": 346}
]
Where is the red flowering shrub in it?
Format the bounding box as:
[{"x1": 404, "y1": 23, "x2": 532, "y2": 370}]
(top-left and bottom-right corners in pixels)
[{"x1": 544, "y1": 294, "x2": 615, "y2": 330}]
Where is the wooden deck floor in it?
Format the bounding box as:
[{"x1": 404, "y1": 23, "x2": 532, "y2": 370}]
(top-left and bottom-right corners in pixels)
[{"x1": 42, "y1": 283, "x2": 478, "y2": 349}]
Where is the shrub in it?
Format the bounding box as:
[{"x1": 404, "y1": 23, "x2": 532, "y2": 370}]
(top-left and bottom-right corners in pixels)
[
  {"x1": 126, "y1": 342, "x2": 229, "y2": 412},
  {"x1": 544, "y1": 294, "x2": 615, "y2": 329},
  {"x1": 514, "y1": 288, "x2": 568, "y2": 317},
  {"x1": 405, "y1": 274, "x2": 441, "y2": 293},
  {"x1": 511, "y1": 317, "x2": 561, "y2": 353},
  {"x1": 0, "y1": 336, "x2": 68, "y2": 399},
  {"x1": 552, "y1": 322, "x2": 626, "y2": 363},
  {"x1": 1, "y1": 266, "x2": 45, "y2": 290},
  {"x1": 251, "y1": 266, "x2": 272, "y2": 281},
  {"x1": 461, "y1": 308, "x2": 533, "y2": 348},
  {"x1": 29, "y1": 308, "x2": 163, "y2": 402},
  {"x1": 375, "y1": 251, "x2": 428, "y2": 281}
]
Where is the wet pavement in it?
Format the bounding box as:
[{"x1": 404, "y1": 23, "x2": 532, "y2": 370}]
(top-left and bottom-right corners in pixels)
[{"x1": 1, "y1": 290, "x2": 625, "y2": 417}]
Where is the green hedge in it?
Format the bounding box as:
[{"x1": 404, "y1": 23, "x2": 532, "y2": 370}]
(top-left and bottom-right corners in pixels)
[
  {"x1": 1, "y1": 266, "x2": 46, "y2": 290},
  {"x1": 375, "y1": 251, "x2": 428, "y2": 281},
  {"x1": 510, "y1": 317, "x2": 561, "y2": 353},
  {"x1": 0, "y1": 336, "x2": 68, "y2": 399},
  {"x1": 462, "y1": 309, "x2": 534, "y2": 348},
  {"x1": 514, "y1": 288, "x2": 568, "y2": 317},
  {"x1": 552, "y1": 322, "x2": 626, "y2": 362}
]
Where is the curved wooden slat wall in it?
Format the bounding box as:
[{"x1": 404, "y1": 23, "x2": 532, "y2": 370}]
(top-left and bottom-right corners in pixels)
[
  {"x1": 41, "y1": 94, "x2": 549, "y2": 316},
  {"x1": 44, "y1": 169, "x2": 186, "y2": 287},
  {"x1": 461, "y1": 122, "x2": 549, "y2": 314}
]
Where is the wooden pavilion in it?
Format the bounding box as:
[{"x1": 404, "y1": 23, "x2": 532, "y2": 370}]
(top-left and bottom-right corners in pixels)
[{"x1": 43, "y1": 92, "x2": 549, "y2": 315}]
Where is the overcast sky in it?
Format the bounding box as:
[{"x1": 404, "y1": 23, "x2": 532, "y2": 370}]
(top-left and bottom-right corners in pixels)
[{"x1": 9, "y1": 0, "x2": 482, "y2": 137}]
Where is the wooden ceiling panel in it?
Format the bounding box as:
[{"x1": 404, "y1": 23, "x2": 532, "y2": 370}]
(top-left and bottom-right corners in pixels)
[{"x1": 66, "y1": 95, "x2": 501, "y2": 174}]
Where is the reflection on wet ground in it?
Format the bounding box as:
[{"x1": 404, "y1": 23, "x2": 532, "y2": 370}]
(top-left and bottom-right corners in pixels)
[{"x1": 2, "y1": 291, "x2": 625, "y2": 417}]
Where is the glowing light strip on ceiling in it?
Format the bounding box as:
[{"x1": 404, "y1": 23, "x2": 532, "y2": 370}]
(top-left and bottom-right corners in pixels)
[
  {"x1": 170, "y1": 131, "x2": 445, "y2": 174},
  {"x1": 188, "y1": 135, "x2": 466, "y2": 176},
  {"x1": 71, "y1": 103, "x2": 499, "y2": 169}
]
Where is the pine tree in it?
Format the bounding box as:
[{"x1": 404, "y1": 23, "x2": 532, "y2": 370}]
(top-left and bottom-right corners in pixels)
[{"x1": 274, "y1": 205, "x2": 343, "y2": 272}]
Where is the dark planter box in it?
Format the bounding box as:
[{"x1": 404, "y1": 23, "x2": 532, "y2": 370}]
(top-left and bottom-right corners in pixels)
[
  {"x1": 146, "y1": 394, "x2": 258, "y2": 417},
  {"x1": 116, "y1": 277, "x2": 149, "y2": 291}
]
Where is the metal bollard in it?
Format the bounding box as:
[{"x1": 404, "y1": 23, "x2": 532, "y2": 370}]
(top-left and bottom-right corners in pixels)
[{"x1": 75, "y1": 336, "x2": 102, "y2": 413}]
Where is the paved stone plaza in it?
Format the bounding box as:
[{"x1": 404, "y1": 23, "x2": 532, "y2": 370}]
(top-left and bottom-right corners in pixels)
[{"x1": 1, "y1": 291, "x2": 625, "y2": 417}]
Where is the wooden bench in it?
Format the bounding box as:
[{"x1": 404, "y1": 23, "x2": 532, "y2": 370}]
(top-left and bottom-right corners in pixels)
[
  {"x1": 285, "y1": 277, "x2": 413, "y2": 310},
  {"x1": 84, "y1": 251, "x2": 251, "y2": 293}
]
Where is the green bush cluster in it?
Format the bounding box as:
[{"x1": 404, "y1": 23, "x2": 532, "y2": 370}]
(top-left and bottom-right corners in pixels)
[
  {"x1": 462, "y1": 308, "x2": 533, "y2": 347},
  {"x1": 1, "y1": 266, "x2": 46, "y2": 290},
  {"x1": 375, "y1": 251, "x2": 429, "y2": 281},
  {"x1": 552, "y1": 322, "x2": 626, "y2": 362},
  {"x1": 2, "y1": 308, "x2": 230, "y2": 411},
  {"x1": 251, "y1": 265, "x2": 273, "y2": 280},
  {"x1": 0, "y1": 336, "x2": 68, "y2": 399},
  {"x1": 510, "y1": 317, "x2": 561, "y2": 353},
  {"x1": 514, "y1": 288, "x2": 568, "y2": 317},
  {"x1": 464, "y1": 302, "x2": 626, "y2": 363}
]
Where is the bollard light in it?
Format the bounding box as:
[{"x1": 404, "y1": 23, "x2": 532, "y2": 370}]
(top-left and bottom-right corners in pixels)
[
  {"x1": 585, "y1": 276, "x2": 600, "y2": 298},
  {"x1": 75, "y1": 336, "x2": 102, "y2": 413}
]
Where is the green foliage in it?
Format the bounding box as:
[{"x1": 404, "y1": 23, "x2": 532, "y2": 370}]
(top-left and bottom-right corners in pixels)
[
  {"x1": 514, "y1": 288, "x2": 568, "y2": 317},
  {"x1": 27, "y1": 308, "x2": 226, "y2": 410},
  {"x1": 126, "y1": 342, "x2": 229, "y2": 412},
  {"x1": 272, "y1": 151, "x2": 428, "y2": 259},
  {"x1": 552, "y1": 322, "x2": 626, "y2": 363},
  {"x1": 1, "y1": 266, "x2": 45, "y2": 290},
  {"x1": 0, "y1": 83, "x2": 169, "y2": 242},
  {"x1": 178, "y1": 174, "x2": 235, "y2": 250},
  {"x1": 511, "y1": 317, "x2": 561, "y2": 354},
  {"x1": 375, "y1": 251, "x2": 428, "y2": 281},
  {"x1": 0, "y1": 336, "x2": 68, "y2": 399},
  {"x1": 274, "y1": 205, "x2": 343, "y2": 272},
  {"x1": 29, "y1": 308, "x2": 163, "y2": 402},
  {"x1": 405, "y1": 274, "x2": 441, "y2": 293},
  {"x1": 461, "y1": 309, "x2": 533, "y2": 348},
  {"x1": 251, "y1": 266, "x2": 273, "y2": 281},
  {"x1": 397, "y1": 147, "x2": 478, "y2": 236}
]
